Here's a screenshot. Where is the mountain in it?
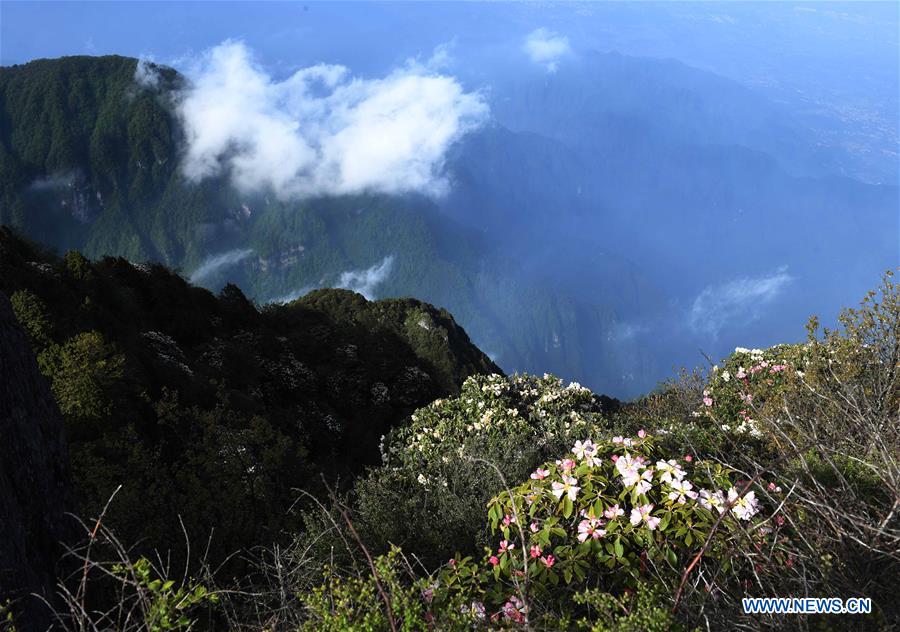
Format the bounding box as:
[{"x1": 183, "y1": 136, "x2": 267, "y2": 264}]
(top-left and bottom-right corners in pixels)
[
  {"x1": 0, "y1": 226, "x2": 497, "y2": 569},
  {"x1": 0, "y1": 55, "x2": 638, "y2": 393},
  {"x1": 1, "y1": 54, "x2": 896, "y2": 397}
]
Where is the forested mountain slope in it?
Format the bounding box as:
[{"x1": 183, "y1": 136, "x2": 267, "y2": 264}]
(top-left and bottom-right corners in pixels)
[{"x1": 0, "y1": 226, "x2": 497, "y2": 568}]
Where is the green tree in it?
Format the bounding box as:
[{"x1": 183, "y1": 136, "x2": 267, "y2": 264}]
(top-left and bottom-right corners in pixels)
[{"x1": 38, "y1": 330, "x2": 125, "y2": 423}]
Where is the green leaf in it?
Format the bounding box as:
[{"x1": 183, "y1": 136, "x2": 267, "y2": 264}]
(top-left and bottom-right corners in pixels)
[
  {"x1": 659, "y1": 513, "x2": 671, "y2": 532},
  {"x1": 667, "y1": 548, "x2": 678, "y2": 565}
]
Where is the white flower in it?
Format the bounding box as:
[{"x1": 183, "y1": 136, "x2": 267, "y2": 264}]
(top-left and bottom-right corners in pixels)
[
  {"x1": 656, "y1": 459, "x2": 685, "y2": 484},
  {"x1": 634, "y1": 468, "x2": 654, "y2": 495},
  {"x1": 615, "y1": 453, "x2": 642, "y2": 475},
  {"x1": 551, "y1": 475, "x2": 580, "y2": 501},
  {"x1": 667, "y1": 479, "x2": 699, "y2": 504},
  {"x1": 572, "y1": 439, "x2": 597, "y2": 462},
  {"x1": 728, "y1": 488, "x2": 760, "y2": 521},
  {"x1": 698, "y1": 489, "x2": 726, "y2": 514}
]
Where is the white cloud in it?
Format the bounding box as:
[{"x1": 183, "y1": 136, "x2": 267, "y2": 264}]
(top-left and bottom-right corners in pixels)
[
  {"x1": 28, "y1": 171, "x2": 78, "y2": 191},
  {"x1": 134, "y1": 58, "x2": 162, "y2": 88},
  {"x1": 174, "y1": 41, "x2": 488, "y2": 200},
  {"x1": 608, "y1": 322, "x2": 646, "y2": 343},
  {"x1": 336, "y1": 255, "x2": 395, "y2": 300},
  {"x1": 523, "y1": 28, "x2": 572, "y2": 73},
  {"x1": 689, "y1": 267, "x2": 794, "y2": 337},
  {"x1": 188, "y1": 248, "x2": 254, "y2": 284}
]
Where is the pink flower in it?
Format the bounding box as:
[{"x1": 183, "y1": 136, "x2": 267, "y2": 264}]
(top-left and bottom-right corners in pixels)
[
  {"x1": 502, "y1": 514, "x2": 516, "y2": 527},
  {"x1": 489, "y1": 556, "x2": 499, "y2": 566},
  {"x1": 684, "y1": 455, "x2": 693, "y2": 462},
  {"x1": 560, "y1": 458, "x2": 576, "y2": 472},
  {"x1": 703, "y1": 396, "x2": 713, "y2": 407},
  {"x1": 530, "y1": 521, "x2": 540, "y2": 533},
  {"x1": 541, "y1": 555, "x2": 556, "y2": 568},
  {"x1": 611, "y1": 454, "x2": 619, "y2": 462},
  {"x1": 604, "y1": 504, "x2": 624, "y2": 520},
  {"x1": 630, "y1": 503, "x2": 660, "y2": 530},
  {"x1": 736, "y1": 367, "x2": 747, "y2": 379},
  {"x1": 770, "y1": 364, "x2": 787, "y2": 373},
  {"x1": 530, "y1": 545, "x2": 542, "y2": 558},
  {"x1": 638, "y1": 429, "x2": 647, "y2": 438},
  {"x1": 498, "y1": 540, "x2": 515, "y2": 553},
  {"x1": 448, "y1": 558, "x2": 457, "y2": 567},
  {"x1": 530, "y1": 467, "x2": 550, "y2": 480},
  {"x1": 577, "y1": 518, "x2": 606, "y2": 542},
  {"x1": 502, "y1": 596, "x2": 526, "y2": 622}
]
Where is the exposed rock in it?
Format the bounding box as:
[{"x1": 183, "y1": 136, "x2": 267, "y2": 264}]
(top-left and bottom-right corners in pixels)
[{"x1": 0, "y1": 291, "x2": 74, "y2": 630}]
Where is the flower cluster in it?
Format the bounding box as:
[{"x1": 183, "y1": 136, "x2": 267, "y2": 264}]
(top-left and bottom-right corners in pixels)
[
  {"x1": 698, "y1": 344, "x2": 809, "y2": 438},
  {"x1": 382, "y1": 373, "x2": 607, "y2": 486},
  {"x1": 476, "y1": 431, "x2": 764, "y2": 596}
]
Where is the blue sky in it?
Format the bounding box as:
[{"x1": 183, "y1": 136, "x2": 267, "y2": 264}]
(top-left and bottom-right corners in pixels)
[{"x1": 4, "y1": 1, "x2": 896, "y2": 158}]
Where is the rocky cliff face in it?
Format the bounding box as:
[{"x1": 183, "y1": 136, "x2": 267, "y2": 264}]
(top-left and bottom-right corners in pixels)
[{"x1": 0, "y1": 291, "x2": 73, "y2": 630}]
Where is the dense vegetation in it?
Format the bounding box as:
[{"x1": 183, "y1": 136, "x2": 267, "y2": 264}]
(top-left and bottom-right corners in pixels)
[
  {"x1": 0, "y1": 226, "x2": 497, "y2": 577},
  {"x1": 2, "y1": 247, "x2": 895, "y2": 630}
]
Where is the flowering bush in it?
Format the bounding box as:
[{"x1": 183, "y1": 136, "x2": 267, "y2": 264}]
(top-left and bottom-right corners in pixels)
[
  {"x1": 694, "y1": 344, "x2": 809, "y2": 439},
  {"x1": 431, "y1": 430, "x2": 768, "y2": 624},
  {"x1": 342, "y1": 373, "x2": 612, "y2": 566},
  {"x1": 382, "y1": 373, "x2": 608, "y2": 479}
]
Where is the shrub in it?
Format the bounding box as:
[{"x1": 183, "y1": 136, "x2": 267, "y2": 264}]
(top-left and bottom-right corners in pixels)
[
  {"x1": 299, "y1": 547, "x2": 470, "y2": 632},
  {"x1": 346, "y1": 373, "x2": 612, "y2": 566},
  {"x1": 435, "y1": 431, "x2": 765, "y2": 623}
]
